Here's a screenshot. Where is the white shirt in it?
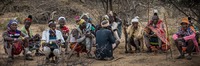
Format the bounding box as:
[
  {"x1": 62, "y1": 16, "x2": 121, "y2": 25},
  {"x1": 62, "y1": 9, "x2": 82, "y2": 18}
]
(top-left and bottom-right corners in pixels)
[{"x1": 41, "y1": 29, "x2": 65, "y2": 43}]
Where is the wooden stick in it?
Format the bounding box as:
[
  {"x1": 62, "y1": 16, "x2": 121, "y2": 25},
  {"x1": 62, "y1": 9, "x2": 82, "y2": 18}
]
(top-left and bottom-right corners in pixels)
[
  {"x1": 50, "y1": 11, "x2": 57, "y2": 20},
  {"x1": 67, "y1": 43, "x2": 78, "y2": 59},
  {"x1": 148, "y1": 0, "x2": 150, "y2": 22},
  {"x1": 164, "y1": 13, "x2": 168, "y2": 59},
  {"x1": 164, "y1": 13, "x2": 173, "y2": 59},
  {"x1": 123, "y1": 19, "x2": 129, "y2": 52}
]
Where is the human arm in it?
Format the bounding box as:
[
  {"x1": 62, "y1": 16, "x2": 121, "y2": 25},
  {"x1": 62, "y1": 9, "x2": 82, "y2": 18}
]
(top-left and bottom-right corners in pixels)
[{"x1": 2, "y1": 32, "x2": 14, "y2": 41}]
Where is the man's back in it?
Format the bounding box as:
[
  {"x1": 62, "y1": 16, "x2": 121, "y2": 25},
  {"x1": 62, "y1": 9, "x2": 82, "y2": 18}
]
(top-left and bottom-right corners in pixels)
[{"x1": 96, "y1": 29, "x2": 115, "y2": 45}]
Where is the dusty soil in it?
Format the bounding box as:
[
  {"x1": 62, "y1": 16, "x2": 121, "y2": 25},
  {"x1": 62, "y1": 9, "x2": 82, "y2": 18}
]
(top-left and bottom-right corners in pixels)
[{"x1": 0, "y1": 24, "x2": 199, "y2": 66}]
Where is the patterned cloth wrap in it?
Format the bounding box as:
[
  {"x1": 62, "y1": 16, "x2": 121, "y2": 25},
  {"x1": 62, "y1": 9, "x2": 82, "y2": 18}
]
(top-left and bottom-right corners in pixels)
[
  {"x1": 176, "y1": 27, "x2": 193, "y2": 46},
  {"x1": 150, "y1": 37, "x2": 159, "y2": 46},
  {"x1": 12, "y1": 41, "x2": 23, "y2": 55},
  {"x1": 147, "y1": 20, "x2": 170, "y2": 51},
  {"x1": 70, "y1": 42, "x2": 87, "y2": 53},
  {"x1": 7, "y1": 30, "x2": 23, "y2": 55}
]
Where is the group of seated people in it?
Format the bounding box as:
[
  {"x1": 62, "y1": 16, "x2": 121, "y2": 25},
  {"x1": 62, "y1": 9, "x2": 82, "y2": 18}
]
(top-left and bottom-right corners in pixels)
[{"x1": 2, "y1": 10, "x2": 200, "y2": 64}]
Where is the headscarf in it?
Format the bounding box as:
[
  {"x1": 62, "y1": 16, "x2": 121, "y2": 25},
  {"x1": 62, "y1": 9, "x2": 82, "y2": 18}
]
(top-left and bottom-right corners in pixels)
[
  {"x1": 7, "y1": 19, "x2": 18, "y2": 30},
  {"x1": 58, "y1": 17, "x2": 66, "y2": 22},
  {"x1": 80, "y1": 13, "x2": 89, "y2": 19},
  {"x1": 131, "y1": 16, "x2": 139, "y2": 23},
  {"x1": 101, "y1": 20, "x2": 110, "y2": 28},
  {"x1": 74, "y1": 16, "x2": 80, "y2": 21},
  {"x1": 48, "y1": 20, "x2": 56, "y2": 26},
  {"x1": 24, "y1": 18, "x2": 32, "y2": 23},
  {"x1": 153, "y1": 9, "x2": 158, "y2": 15},
  {"x1": 76, "y1": 19, "x2": 85, "y2": 25},
  {"x1": 102, "y1": 15, "x2": 109, "y2": 20}
]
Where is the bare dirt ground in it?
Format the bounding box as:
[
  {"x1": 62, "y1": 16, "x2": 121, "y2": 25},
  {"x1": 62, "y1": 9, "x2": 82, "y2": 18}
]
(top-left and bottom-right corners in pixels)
[{"x1": 0, "y1": 24, "x2": 200, "y2": 66}]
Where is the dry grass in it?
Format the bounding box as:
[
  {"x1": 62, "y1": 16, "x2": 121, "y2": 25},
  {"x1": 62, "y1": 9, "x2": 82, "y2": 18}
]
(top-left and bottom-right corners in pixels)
[
  {"x1": 38, "y1": 26, "x2": 46, "y2": 32},
  {"x1": 0, "y1": 19, "x2": 9, "y2": 30}
]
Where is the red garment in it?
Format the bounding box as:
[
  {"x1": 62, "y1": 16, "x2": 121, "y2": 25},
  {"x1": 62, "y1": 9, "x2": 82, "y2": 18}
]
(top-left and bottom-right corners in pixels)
[
  {"x1": 24, "y1": 18, "x2": 32, "y2": 23},
  {"x1": 147, "y1": 20, "x2": 170, "y2": 49},
  {"x1": 147, "y1": 20, "x2": 170, "y2": 51},
  {"x1": 70, "y1": 43, "x2": 87, "y2": 53},
  {"x1": 61, "y1": 25, "x2": 70, "y2": 34},
  {"x1": 147, "y1": 20, "x2": 163, "y2": 28},
  {"x1": 12, "y1": 41, "x2": 23, "y2": 55}
]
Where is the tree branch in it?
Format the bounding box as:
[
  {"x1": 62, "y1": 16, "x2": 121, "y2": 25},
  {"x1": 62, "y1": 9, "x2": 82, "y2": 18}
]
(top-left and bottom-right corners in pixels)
[
  {"x1": 169, "y1": 0, "x2": 197, "y2": 21},
  {"x1": 109, "y1": 0, "x2": 113, "y2": 11},
  {"x1": 101, "y1": 0, "x2": 106, "y2": 14},
  {"x1": 190, "y1": 8, "x2": 199, "y2": 18}
]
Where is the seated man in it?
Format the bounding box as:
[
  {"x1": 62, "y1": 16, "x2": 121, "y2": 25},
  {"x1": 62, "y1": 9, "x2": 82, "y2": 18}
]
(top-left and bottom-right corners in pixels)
[
  {"x1": 41, "y1": 20, "x2": 65, "y2": 63},
  {"x1": 21, "y1": 17, "x2": 44, "y2": 56},
  {"x1": 173, "y1": 17, "x2": 199, "y2": 60},
  {"x1": 2, "y1": 19, "x2": 33, "y2": 62},
  {"x1": 95, "y1": 20, "x2": 118, "y2": 60},
  {"x1": 127, "y1": 16, "x2": 144, "y2": 53},
  {"x1": 79, "y1": 13, "x2": 96, "y2": 35},
  {"x1": 68, "y1": 28, "x2": 87, "y2": 57},
  {"x1": 96, "y1": 15, "x2": 109, "y2": 32},
  {"x1": 76, "y1": 19, "x2": 95, "y2": 58}
]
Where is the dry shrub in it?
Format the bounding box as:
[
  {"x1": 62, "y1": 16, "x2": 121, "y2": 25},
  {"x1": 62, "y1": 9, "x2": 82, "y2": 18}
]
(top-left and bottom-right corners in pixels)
[
  {"x1": 14, "y1": 13, "x2": 26, "y2": 24},
  {"x1": 38, "y1": 26, "x2": 46, "y2": 32},
  {"x1": 0, "y1": 19, "x2": 9, "y2": 30}
]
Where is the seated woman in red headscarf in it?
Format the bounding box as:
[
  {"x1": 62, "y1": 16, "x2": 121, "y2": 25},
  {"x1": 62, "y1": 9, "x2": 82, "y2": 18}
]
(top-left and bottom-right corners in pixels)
[
  {"x1": 2, "y1": 19, "x2": 33, "y2": 62},
  {"x1": 21, "y1": 17, "x2": 44, "y2": 56}
]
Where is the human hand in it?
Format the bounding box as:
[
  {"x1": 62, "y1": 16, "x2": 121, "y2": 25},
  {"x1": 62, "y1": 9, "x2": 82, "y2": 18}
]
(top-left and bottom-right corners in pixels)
[
  {"x1": 85, "y1": 34, "x2": 92, "y2": 38},
  {"x1": 13, "y1": 38, "x2": 21, "y2": 42},
  {"x1": 150, "y1": 34, "x2": 155, "y2": 37},
  {"x1": 115, "y1": 40, "x2": 120, "y2": 45},
  {"x1": 177, "y1": 37, "x2": 184, "y2": 42}
]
